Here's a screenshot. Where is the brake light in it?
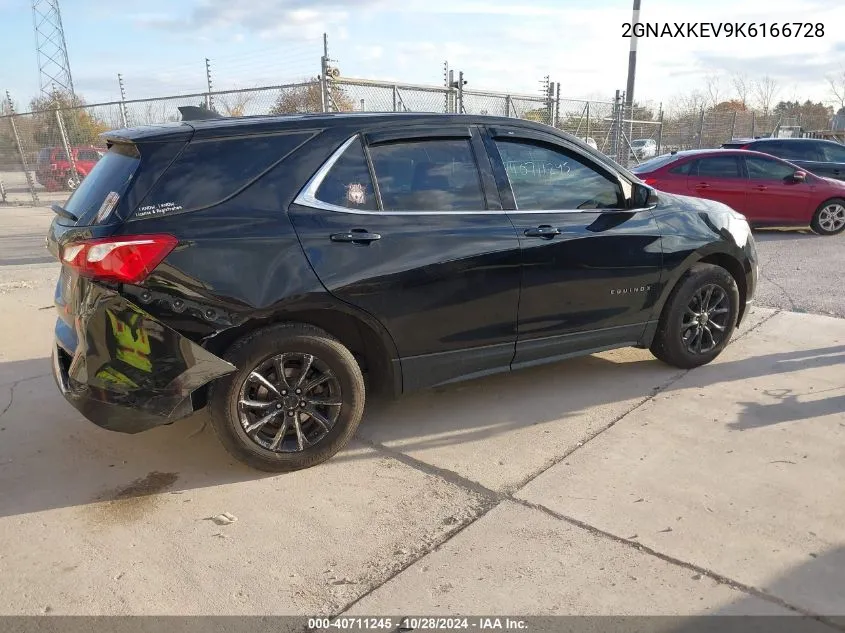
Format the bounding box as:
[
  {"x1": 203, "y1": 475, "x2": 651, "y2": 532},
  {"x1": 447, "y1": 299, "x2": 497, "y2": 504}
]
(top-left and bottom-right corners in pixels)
[
  {"x1": 642, "y1": 177, "x2": 659, "y2": 186},
  {"x1": 60, "y1": 234, "x2": 178, "y2": 284}
]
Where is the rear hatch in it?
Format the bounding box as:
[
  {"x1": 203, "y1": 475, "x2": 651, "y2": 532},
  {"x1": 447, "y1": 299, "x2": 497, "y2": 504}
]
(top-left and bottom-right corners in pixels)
[{"x1": 47, "y1": 126, "x2": 192, "y2": 354}]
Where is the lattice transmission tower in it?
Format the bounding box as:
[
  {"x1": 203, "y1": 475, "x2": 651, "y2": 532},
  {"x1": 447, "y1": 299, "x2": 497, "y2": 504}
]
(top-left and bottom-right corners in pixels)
[{"x1": 32, "y1": 0, "x2": 75, "y2": 97}]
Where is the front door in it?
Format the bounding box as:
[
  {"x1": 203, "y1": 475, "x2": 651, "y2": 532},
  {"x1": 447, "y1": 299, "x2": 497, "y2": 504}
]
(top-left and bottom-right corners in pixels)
[
  {"x1": 742, "y1": 155, "x2": 814, "y2": 224},
  {"x1": 481, "y1": 126, "x2": 664, "y2": 368},
  {"x1": 288, "y1": 127, "x2": 522, "y2": 391},
  {"x1": 687, "y1": 155, "x2": 747, "y2": 214}
]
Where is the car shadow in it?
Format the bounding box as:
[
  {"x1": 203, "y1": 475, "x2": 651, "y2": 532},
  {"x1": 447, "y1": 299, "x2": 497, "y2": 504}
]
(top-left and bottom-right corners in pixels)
[
  {"x1": 1, "y1": 336, "x2": 842, "y2": 519},
  {"x1": 752, "y1": 228, "x2": 816, "y2": 242}
]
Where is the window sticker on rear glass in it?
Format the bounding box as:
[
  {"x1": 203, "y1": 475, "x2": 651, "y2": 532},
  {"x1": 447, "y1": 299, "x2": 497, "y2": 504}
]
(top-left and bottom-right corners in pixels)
[
  {"x1": 135, "y1": 201, "x2": 184, "y2": 218},
  {"x1": 346, "y1": 183, "x2": 367, "y2": 205}
]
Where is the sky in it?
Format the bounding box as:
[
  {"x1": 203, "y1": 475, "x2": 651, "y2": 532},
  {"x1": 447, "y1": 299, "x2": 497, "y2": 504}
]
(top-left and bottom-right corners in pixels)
[{"x1": 1, "y1": 0, "x2": 844, "y2": 113}]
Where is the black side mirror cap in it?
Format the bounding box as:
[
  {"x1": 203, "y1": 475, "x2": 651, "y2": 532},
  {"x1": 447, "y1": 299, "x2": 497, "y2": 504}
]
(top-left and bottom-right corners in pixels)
[{"x1": 632, "y1": 182, "x2": 659, "y2": 208}]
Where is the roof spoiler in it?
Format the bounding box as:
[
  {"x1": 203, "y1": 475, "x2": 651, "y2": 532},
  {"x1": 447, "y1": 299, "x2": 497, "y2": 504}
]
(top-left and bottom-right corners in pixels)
[{"x1": 178, "y1": 105, "x2": 224, "y2": 121}]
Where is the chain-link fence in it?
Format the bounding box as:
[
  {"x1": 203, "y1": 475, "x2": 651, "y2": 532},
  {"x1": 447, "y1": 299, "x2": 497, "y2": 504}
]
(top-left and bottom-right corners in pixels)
[{"x1": 1, "y1": 72, "x2": 839, "y2": 206}]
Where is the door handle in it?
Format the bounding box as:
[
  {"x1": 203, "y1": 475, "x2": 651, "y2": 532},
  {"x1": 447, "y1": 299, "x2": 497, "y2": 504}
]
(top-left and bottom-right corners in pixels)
[
  {"x1": 752, "y1": 185, "x2": 768, "y2": 191},
  {"x1": 695, "y1": 183, "x2": 711, "y2": 189},
  {"x1": 524, "y1": 225, "x2": 561, "y2": 239},
  {"x1": 330, "y1": 229, "x2": 382, "y2": 244}
]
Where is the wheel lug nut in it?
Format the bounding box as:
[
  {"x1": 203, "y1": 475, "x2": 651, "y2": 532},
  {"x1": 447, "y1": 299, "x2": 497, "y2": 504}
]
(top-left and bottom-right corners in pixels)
[
  {"x1": 295, "y1": 389, "x2": 301, "y2": 395},
  {"x1": 300, "y1": 401, "x2": 306, "y2": 408},
  {"x1": 281, "y1": 390, "x2": 287, "y2": 395},
  {"x1": 276, "y1": 404, "x2": 282, "y2": 409},
  {"x1": 287, "y1": 410, "x2": 294, "y2": 416}
]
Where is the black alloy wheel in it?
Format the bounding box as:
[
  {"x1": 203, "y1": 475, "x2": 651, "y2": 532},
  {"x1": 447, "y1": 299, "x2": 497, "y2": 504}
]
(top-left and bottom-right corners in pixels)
[
  {"x1": 237, "y1": 352, "x2": 342, "y2": 453},
  {"x1": 650, "y1": 263, "x2": 739, "y2": 370},
  {"x1": 208, "y1": 323, "x2": 365, "y2": 472},
  {"x1": 680, "y1": 284, "x2": 731, "y2": 355}
]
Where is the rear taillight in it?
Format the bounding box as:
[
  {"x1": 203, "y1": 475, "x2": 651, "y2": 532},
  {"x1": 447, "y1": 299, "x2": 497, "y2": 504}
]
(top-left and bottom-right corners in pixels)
[
  {"x1": 60, "y1": 234, "x2": 178, "y2": 284},
  {"x1": 642, "y1": 177, "x2": 659, "y2": 186}
]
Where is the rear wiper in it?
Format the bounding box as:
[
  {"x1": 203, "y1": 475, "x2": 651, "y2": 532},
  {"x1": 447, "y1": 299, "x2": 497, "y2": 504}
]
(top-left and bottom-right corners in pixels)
[{"x1": 51, "y1": 204, "x2": 78, "y2": 223}]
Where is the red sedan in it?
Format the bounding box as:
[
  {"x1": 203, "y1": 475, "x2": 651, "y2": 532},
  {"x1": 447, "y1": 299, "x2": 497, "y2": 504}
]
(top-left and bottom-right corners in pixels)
[{"x1": 632, "y1": 149, "x2": 845, "y2": 236}]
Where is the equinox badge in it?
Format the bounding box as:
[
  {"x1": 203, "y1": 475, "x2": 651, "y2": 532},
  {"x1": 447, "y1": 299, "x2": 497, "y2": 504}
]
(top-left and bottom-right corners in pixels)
[{"x1": 610, "y1": 285, "x2": 651, "y2": 295}]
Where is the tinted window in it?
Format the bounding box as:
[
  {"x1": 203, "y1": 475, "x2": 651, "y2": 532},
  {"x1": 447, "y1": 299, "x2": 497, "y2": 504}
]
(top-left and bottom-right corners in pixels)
[
  {"x1": 668, "y1": 161, "x2": 692, "y2": 175},
  {"x1": 745, "y1": 156, "x2": 795, "y2": 180},
  {"x1": 368, "y1": 139, "x2": 484, "y2": 211},
  {"x1": 315, "y1": 137, "x2": 378, "y2": 211},
  {"x1": 495, "y1": 140, "x2": 623, "y2": 210},
  {"x1": 822, "y1": 142, "x2": 845, "y2": 163},
  {"x1": 694, "y1": 156, "x2": 741, "y2": 178},
  {"x1": 76, "y1": 149, "x2": 101, "y2": 162},
  {"x1": 770, "y1": 141, "x2": 822, "y2": 161},
  {"x1": 145, "y1": 132, "x2": 313, "y2": 213},
  {"x1": 64, "y1": 143, "x2": 140, "y2": 224}
]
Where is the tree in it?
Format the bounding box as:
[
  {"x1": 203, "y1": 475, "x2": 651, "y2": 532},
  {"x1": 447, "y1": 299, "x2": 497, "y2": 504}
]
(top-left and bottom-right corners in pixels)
[
  {"x1": 704, "y1": 74, "x2": 722, "y2": 109},
  {"x1": 827, "y1": 69, "x2": 845, "y2": 112},
  {"x1": 269, "y1": 80, "x2": 354, "y2": 115},
  {"x1": 752, "y1": 75, "x2": 780, "y2": 117},
  {"x1": 668, "y1": 89, "x2": 706, "y2": 117},
  {"x1": 732, "y1": 72, "x2": 750, "y2": 108},
  {"x1": 28, "y1": 89, "x2": 109, "y2": 148},
  {"x1": 219, "y1": 92, "x2": 255, "y2": 117},
  {"x1": 713, "y1": 99, "x2": 747, "y2": 113}
]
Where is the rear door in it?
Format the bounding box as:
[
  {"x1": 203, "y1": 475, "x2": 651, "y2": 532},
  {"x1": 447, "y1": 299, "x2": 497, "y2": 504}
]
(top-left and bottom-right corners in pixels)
[
  {"x1": 742, "y1": 154, "x2": 814, "y2": 224},
  {"x1": 481, "y1": 125, "x2": 663, "y2": 367},
  {"x1": 288, "y1": 126, "x2": 522, "y2": 391},
  {"x1": 819, "y1": 141, "x2": 845, "y2": 180},
  {"x1": 687, "y1": 155, "x2": 747, "y2": 213}
]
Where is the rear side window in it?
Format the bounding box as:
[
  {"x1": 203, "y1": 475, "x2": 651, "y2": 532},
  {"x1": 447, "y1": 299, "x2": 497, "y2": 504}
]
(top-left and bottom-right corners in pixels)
[
  {"x1": 314, "y1": 137, "x2": 378, "y2": 211},
  {"x1": 64, "y1": 143, "x2": 140, "y2": 224},
  {"x1": 76, "y1": 149, "x2": 101, "y2": 162},
  {"x1": 668, "y1": 161, "x2": 692, "y2": 175},
  {"x1": 694, "y1": 156, "x2": 741, "y2": 178},
  {"x1": 142, "y1": 132, "x2": 313, "y2": 214},
  {"x1": 368, "y1": 139, "x2": 485, "y2": 211},
  {"x1": 771, "y1": 142, "x2": 822, "y2": 162},
  {"x1": 822, "y1": 142, "x2": 845, "y2": 163}
]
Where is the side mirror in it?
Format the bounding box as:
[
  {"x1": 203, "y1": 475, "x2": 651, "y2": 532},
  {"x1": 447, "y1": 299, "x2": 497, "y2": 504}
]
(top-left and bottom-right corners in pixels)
[
  {"x1": 792, "y1": 170, "x2": 807, "y2": 182},
  {"x1": 631, "y1": 182, "x2": 659, "y2": 209}
]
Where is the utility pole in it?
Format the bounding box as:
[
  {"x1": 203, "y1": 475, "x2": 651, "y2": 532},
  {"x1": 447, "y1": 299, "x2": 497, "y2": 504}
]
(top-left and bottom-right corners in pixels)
[
  {"x1": 443, "y1": 60, "x2": 450, "y2": 114},
  {"x1": 320, "y1": 33, "x2": 330, "y2": 113},
  {"x1": 450, "y1": 71, "x2": 466, "y2": 113},
  {"x1": 625, "y1": 0, "x2": 641, "y2": 143}
]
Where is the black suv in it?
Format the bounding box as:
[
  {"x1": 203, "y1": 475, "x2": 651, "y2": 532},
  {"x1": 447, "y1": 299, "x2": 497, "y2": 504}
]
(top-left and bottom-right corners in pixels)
[
  {"x1": 47, "y1": 112, "x2": 758, "y2": 472},
  {"x1": 722, "y1": 137, "x2": 845, "y2": 181}
]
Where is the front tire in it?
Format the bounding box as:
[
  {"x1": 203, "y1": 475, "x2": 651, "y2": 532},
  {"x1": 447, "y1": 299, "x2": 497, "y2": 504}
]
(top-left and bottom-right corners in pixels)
[
  {"x1": 810, "y1": 199, "x2": 845, "y2": 236},
  {"x1": 208, "y1": 323, "x2": 365, "y2": 472},
  {"x1": 650, "y1": 264, "x2": 739, "y2": 369}
]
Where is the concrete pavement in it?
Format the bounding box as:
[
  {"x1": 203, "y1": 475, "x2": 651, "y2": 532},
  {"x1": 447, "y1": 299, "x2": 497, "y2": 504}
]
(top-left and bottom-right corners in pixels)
[{"x1": 0, "y1": 206, "x2": 843, "y2": 624}]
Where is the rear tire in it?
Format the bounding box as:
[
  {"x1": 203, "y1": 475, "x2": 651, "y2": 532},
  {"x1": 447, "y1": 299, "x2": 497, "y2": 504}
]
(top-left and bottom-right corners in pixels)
[
  {"x1": 810, "y1": 198, "x2": 845, "y2": 236},
  {"x1": 650, "y1": 264, "x2": 739, "y2": 369},
  {"x1": 207, "y1": 323, "x2": 365, "y2": 472}
]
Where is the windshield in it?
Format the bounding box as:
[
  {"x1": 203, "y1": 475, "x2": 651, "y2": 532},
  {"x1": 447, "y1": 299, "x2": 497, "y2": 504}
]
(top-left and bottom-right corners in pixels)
[{"x1": 64, "y1": 143, "x2": 140, "y2": 225}]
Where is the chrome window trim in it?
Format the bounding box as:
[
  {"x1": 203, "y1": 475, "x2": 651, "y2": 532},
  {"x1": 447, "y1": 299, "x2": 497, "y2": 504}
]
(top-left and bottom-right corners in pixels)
[{"x1": 293, "y1": 133, "x2": 647, "y2": 217}]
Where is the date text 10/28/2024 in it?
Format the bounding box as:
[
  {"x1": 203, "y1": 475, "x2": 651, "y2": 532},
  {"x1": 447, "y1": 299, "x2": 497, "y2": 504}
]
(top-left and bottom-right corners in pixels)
[
  {"x1": 622, "y1": 22, "x2": 824, "y2": 38},
  {"x1": 308, "y1": 617, "x2": 528, "y2": 630}
]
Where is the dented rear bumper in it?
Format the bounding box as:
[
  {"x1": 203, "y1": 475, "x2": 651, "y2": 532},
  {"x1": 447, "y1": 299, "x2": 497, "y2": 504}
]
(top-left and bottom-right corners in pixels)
[{"x1": 52, "y1": 281, "x2": 236, "y2": 434}]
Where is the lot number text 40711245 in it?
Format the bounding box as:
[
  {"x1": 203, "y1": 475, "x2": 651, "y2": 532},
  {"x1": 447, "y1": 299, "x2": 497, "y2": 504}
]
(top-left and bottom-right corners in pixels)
[{"x1": 622, "y1": 22, "x2": 824, "y2": 38}]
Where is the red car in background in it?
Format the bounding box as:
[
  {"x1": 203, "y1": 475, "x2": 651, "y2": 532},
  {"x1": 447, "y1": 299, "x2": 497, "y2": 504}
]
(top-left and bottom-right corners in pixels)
[
  {"x1": 632, "y1": 149, "x2": 845, "y2": 236},
  {"x1": 35, "y1": 146, "x2": 104, "y2": 192}
]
